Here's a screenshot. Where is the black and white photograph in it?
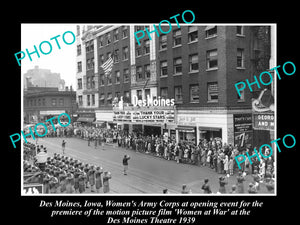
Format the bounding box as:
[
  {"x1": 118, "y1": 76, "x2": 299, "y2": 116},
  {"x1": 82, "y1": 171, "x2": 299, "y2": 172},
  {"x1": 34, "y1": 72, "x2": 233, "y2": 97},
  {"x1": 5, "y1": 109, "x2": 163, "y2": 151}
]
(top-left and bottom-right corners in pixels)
[
  {"x1": 20, "y1": 23, "x2": 277, "y2": 195},
  {"x1": 5, "y1": 5, "x2": 298, "y2": 224}
]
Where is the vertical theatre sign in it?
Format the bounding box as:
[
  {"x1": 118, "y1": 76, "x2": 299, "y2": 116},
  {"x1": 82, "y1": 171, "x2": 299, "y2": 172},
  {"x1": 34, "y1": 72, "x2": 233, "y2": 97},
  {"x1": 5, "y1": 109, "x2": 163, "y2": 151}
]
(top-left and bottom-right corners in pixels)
[{"x1": 234, "y1": 114, "x2": 253, "y2": 149}]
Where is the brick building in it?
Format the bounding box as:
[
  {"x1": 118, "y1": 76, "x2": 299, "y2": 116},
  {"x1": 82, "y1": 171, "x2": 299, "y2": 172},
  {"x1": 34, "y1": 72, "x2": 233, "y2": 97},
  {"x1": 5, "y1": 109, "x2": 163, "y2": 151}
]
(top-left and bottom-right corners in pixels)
[
  {"x1": 76, "y1": 24, "x2": 273, "y2": 146},
  {"x1": 23, "y1": 86, "x2": 77, "y2": 124}
]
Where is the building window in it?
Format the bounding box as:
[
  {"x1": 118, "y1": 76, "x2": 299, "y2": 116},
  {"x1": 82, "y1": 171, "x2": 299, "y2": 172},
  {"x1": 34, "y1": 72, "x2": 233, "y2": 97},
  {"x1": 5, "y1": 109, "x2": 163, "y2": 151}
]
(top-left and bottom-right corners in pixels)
[
  {"x1": 85, "y1": 40, "x2": 94, "y2": 52},
  {"x1": 100, "y1": 74, "x2": 105, "y2": 86},
  {"x1": 77, "y1": 44, "x2": 81, "y2": 56},
  {"x1": 188, "y1": 26, "x2": 198, "y2": 43},
  {"x1": 160, "y1": 61, "x2": 168, "y2": 76},
  {"x1": 144, "y1": 64, "x2": 150, "y2": 79},
  {"x1": 87, "y1": 95, "x2": 91, "y2": 106},
  {"x1": 236, "y1": 82, "x2": 245, "y2": 101},
  {"x1": 137, "y1": 90, "x2": 142, "y2": 100},
  {"x1": 77, "y1": 62, "x2": 82, "y2": 73},
  {"x1": 190, "y1": 84, "x2": 199, "y2": 103},
  {"x1": 236, "y1": 26, "x2": 244, "y2": 36},
  {"x1": 92, "y1": 94, "x2": 95, "y2": 105},
  {"x1": 136, "y1": 43, "x2": 142, "y2": 57},
  {"x1": 51, "y1": 98, "x2": 57, "y2": 106},
  {"x1": 136, "y1": 66, "x2": 143, "y2": 80},
  {"x1": 160, "y1": 87, "x2": 168, "y2": 99},
  {"x1": 124, "y1": 91, "x2": 130, "y2": 103},
  {"x1": 237, "y1": 48, "x2": 244, "y2": 68},
  {"x1": 173, "y1": 57, "x2": 182, "y2": 75},
  {"x1": 99, "y1": 54, "x2": 104, "y2": 65},
  {"x1": 77, "y1": 78, "x2": 82, "y2": 90},
  {"x1": 87, "y1": 57, "x2": 94, "y2": 70},
  {"x1": 207, "y1": 82, "x2": 218, "y2": 102},
  {"x1": 173, "y1": 29, "x2": 182, "y2": 46},
  {"x1": 174, "y1": 86, "x2": 183, "y2": 103},
  {"x1": 123, "y1": 68, "x2": 129, "y2": 83},
  {"x1": 206, "y1": 49, "x2": 218, "y2": 69},
  {"x1": 78, "y1": 95, "x2": 83, "y2": 106},
  {"x1": 86, "y1": 77, "x2": 91, "y2": 89},
  {"x1": 106, "y1": 33, "x2": 111, "y2": 45},
  {"x1": 99, "y1": 94, "x2": 105, "y2": 105},
  {"x1": 122, "y1": 46, "x2": 129, "y2": 60},
  {"x1": 42, "y1": 98, "x2": 45, "y2": 106},
  {"x1": 189, "y1": 54, "x2": 199, "y2": 72},
  {"x1": 144, "y1": 40, "x2": 150, "y2": 54},
  {"x1": 115, "y1": 71, "x2": 120, "y2": 84},
  {"x1": 205, "y1": 26, "x2": 217, "y2": 38},
  {"x1": 122, "y1": 26, "x2": 128, "y2": 38},
  {"x1": 99, "y1": 35, "x2": 104, "y2": 47},
  {"x1": 107, "y1": 73, "x2": 112, "y2": 85},
  {"x1": 144, "y1": 89, "x2": 150, "y2": 99},
  {"x1": 113, "y1": 28, "x2": 119, "y2": 42},
  {"x1": 38, "y1": 99, "x2": 41, "y2": 106},
  {"x1": 114, "y1": 49, "x2": 119, "y2": 63},
  {"x1": 59, "y1": 98, "x2": 64, "y2": 106},
  {"x1": 159, "y1": 34, "x2": 167, "y2": 50},
  {"x1": 91, "y1": 76, "x2": 95, "y2": 89}
]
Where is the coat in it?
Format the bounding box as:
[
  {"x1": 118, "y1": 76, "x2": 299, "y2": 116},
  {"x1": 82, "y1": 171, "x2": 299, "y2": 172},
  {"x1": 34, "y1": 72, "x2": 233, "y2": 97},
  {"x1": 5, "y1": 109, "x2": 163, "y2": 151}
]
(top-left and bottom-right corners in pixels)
[
  {"x1": 103, "y1": 173, "x2": 112, "y2": 193},
  {"x1": 95, "y1": 171, "x2": 103, "y2": 189}
]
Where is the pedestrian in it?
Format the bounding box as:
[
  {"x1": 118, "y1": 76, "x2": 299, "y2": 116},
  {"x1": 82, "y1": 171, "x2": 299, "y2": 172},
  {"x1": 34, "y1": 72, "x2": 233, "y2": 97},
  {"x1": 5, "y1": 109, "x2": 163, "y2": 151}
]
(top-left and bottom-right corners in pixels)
[
  {"x1": 201, "y1": 178, "x2": 212, "y2": 194},
  {"x1": 228, "y1": 157, "x2": 234, "y2": 175},
  {"x1": 103, "y1": 171, "x2": 112, "y2": 193},
  {"x1": 223, "y1": 155, "x2": 229, "y2": 175},
  {"x1": 123, "y1": 155, "x2": 130, "y2": 175},
  {"x1": 248, "y1": 183, "x2": 258, "y2": 194},
  {"x1": 62, "y1": 140, "x2": 66, "y2": 154},
  {"x1": 218, "y1": 176, "x2": 227, "y2": 194},
  {"x1": 236, "y1": 171, "x2": 245, "y2": 193},
  {"x1": 181, "y1": 184, "x2": 191, "y2": 194}
]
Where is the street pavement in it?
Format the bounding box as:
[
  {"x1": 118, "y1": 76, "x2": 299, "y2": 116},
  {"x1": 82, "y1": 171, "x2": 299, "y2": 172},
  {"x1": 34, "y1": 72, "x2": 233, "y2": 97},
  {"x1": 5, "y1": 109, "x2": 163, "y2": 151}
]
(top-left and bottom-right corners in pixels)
[{"x1": 29, "y1": 137, "x2": 274, "y2": 194}]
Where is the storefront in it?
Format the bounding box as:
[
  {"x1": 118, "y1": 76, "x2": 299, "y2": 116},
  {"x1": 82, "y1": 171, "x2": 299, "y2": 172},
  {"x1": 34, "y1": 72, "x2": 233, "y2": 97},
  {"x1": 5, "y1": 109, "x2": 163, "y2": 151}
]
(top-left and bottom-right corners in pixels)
[
  {"x1": 76, "y1": 111, "x2": 95, "y2": 124},
  {"x1": 175, "y1": 126, "x2": 196, "y2": 144},
  {"x1": 95, "y1": 110, "x2": 116, "y2": 129}
]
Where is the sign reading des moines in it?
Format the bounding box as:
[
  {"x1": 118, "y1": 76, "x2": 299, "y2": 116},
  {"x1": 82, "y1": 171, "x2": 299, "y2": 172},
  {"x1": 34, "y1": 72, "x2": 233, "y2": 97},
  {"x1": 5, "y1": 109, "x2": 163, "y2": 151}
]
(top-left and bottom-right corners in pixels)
[{"x1": 113, "y1": 95, "x2": 175, "y2": 124}]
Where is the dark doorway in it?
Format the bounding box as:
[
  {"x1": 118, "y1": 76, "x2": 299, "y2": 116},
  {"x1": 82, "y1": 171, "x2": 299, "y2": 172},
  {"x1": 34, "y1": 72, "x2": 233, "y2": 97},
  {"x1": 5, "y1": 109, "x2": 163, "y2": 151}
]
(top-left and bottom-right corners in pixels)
[{"x1": 144, "y1": 125, "x2": 161, "y2": 136}]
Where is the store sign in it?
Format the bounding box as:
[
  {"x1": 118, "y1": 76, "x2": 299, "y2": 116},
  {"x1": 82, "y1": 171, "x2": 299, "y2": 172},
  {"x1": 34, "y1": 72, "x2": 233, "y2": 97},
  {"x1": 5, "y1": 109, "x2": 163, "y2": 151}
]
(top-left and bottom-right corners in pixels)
[
  {"x1": 253, "y1": 113, "x2": 274, "y2": 130},
  {"x1": 234, "y1": 114, "x2": 253, "y2": 148},
  {"x1": 132, "y1": 95, "x2": 175, "y2": 107},
  {"x1": 113, "y1": 109, "x2": 175, "y2": 124}
]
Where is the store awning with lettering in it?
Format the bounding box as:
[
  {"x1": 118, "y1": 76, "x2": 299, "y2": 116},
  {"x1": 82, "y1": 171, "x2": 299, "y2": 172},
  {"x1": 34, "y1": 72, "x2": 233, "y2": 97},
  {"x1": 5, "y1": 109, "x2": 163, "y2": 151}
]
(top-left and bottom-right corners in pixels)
[{"x1": 77, "y1": 117, "x2": 95, "y2": 123}]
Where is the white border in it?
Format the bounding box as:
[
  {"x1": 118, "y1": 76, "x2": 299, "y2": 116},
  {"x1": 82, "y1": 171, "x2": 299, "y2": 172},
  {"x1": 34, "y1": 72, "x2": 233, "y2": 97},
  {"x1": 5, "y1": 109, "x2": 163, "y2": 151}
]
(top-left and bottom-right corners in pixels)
[{"x1": 21, "y1": 23, "x2": 277, "y2": 196}]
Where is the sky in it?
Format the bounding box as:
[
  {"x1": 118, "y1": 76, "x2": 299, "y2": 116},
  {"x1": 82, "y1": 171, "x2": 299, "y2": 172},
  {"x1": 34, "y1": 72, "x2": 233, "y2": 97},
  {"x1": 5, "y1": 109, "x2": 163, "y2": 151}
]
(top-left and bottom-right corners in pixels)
[{"x1": 21, "y1": 24, "x2": 77, "y2": 88}]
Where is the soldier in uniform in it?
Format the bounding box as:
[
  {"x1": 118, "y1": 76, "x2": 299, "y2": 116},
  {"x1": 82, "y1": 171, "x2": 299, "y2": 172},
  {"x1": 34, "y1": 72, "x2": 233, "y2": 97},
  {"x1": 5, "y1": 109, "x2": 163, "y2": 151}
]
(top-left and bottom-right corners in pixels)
[
  {"x1": 122, "y1": 155, "x2": 130, "y2": 175},
  {"x1": 103, "y1": 171, "x2": 112, "y2": 193},
  {"x1": 95, "y1": 166, "x2": 103, "y2": 193}
]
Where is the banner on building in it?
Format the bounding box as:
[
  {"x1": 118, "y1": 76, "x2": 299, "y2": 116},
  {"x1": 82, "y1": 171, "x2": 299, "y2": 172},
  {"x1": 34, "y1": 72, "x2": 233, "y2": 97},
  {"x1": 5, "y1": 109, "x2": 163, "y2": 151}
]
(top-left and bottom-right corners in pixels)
[
  {"x1": 234, "y1": 114, "x2": 253, "y2": 148},
  {"x1": 113, "y1": 107, "x2": 175, "y2": 124},
  {"x1": 253, "y1": 113, "x2": 274, "y2": 130}
]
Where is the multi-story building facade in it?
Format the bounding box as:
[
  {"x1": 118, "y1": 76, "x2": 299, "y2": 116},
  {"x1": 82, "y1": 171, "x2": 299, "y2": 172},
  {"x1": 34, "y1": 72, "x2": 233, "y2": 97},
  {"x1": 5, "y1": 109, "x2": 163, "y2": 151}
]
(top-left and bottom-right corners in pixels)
[
  {"x1": 76, "y1": 24, "x2": 272, "y2": 147},
  {"x1": 23, "y1": 86, "x2": 77, "y2": 124}
]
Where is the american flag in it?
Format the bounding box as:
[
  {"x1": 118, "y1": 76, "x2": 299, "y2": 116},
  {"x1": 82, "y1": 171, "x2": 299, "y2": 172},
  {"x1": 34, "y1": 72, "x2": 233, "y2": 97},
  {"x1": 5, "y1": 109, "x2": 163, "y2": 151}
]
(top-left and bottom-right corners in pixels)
[{"x1": 100, "y1": 56, "x2": 114, "y2": 76}]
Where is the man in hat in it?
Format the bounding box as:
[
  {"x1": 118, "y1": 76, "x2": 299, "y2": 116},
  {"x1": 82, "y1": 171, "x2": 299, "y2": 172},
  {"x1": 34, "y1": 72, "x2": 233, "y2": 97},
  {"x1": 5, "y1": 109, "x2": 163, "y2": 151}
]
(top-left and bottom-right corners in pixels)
[{"x1": 122, "y1": 155, "x2": 130, "y2": 175}]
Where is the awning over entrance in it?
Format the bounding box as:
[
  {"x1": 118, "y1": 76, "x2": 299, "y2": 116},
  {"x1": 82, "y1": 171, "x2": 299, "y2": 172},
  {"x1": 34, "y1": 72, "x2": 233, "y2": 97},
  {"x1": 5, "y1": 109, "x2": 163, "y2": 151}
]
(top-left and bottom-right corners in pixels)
[
  {"x1": 198, "y1": 126, "x2": 221, "y2": 132},
  {"x1": 175, "y1": 126, "x2": 195, "y2": 133},
  {"x1": 77, "y1": 117, "x2": 95, "y2": 123}
]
